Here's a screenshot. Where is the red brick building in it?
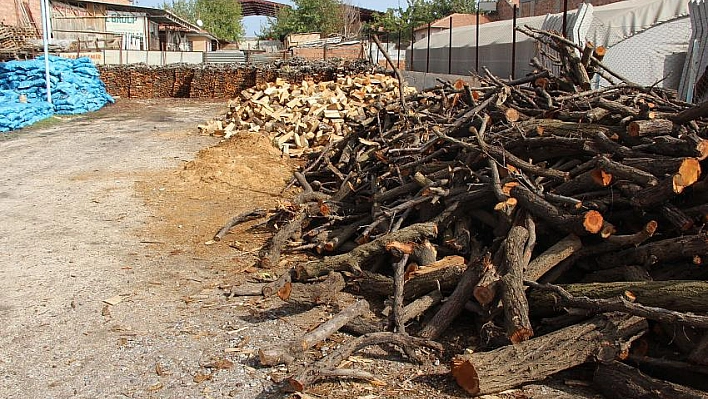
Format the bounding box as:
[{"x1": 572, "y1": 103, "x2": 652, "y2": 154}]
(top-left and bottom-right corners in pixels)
[{"x1": 497, "y1": 0, "x2": 627, "y2": 20}]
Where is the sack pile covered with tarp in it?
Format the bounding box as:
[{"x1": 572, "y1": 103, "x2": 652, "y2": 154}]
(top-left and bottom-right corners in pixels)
[{"x1": 0, "y1": 55, "x2": 114, "y2": 132}]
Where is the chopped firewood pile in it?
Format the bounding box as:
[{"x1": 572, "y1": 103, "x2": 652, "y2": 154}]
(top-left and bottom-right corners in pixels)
[
  {"x1": 200, "y1": 74, "x2": 416, "y2": 157},
  {"x1": 216, "y1": 30, "x2": 708, "y2": 397}
]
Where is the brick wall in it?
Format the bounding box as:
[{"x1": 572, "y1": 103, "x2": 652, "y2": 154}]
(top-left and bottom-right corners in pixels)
[
  {"x1": 292, "y1": 43, "x2": 364, "y2": 61},
  {"x1": 1, "y1": 0, "x2": 40, "y2": 30},
  {"x1": 497, "y1": 0, "x2": 626, "y2": 20}
]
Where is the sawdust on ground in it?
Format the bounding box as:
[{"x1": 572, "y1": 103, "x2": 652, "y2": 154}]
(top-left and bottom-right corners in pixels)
[{"x1": 137, "y1": 131, "x2": 296, "y2": 274}]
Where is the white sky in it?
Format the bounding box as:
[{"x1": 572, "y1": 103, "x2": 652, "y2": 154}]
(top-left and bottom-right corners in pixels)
[{"x1": 134, "y1": 0, "x2": 405, "y2": 36}]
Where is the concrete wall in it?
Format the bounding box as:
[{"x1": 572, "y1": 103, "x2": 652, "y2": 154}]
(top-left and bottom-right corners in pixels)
[
  {"x1": 58, "y1": 50, "x2": 204, "y2": 65},
  {"x1": 402, "y1": 70, "x2": 480, "y2": 90},
  {"x1": 497, "y1": 0, "x2": 625, "y2": 20}
]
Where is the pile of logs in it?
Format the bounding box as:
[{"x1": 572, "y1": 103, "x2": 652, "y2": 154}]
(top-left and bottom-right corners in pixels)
[
  {"x1": 97, "y1": 58, "x2": 381, "y2": 99},
  {"x1": 221, "y1": 30, "x2": 708, "y2": 397},
  {"x1": 202, "y1": 74, "x2": 416, "y2": 157}
]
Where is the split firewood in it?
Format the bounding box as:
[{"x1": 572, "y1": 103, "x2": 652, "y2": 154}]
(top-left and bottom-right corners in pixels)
[{"x1": 451, "y1": 313, "x2": 647, "y2": 396}]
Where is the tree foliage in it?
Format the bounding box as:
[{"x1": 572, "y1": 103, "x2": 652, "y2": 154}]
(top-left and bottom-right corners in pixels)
[
  {"x1": 371, "y1": 0, "x2": 477, "y2": 38},
  {"x1": 259, "y1": 0, "x2": 344, "y2": 41},
  {"x1": 162, "y1": 0, "x2": 244, "y2": 42}
]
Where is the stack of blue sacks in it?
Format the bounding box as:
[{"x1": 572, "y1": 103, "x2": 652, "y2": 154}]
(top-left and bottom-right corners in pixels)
[{"x1": 0, "y1": 55, "x2": 114, "y2": 132}]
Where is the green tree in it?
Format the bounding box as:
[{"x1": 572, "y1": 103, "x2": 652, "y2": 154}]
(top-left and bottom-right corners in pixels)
[
  {"x1": 162, "y1": 0, "x2": 244, "y2": 42},
  {"x1": 259, "y1": 0, "x2": 344, "y2": 41},
  {"x1": 370, "y1": 0, "x2": 477, "y2": 41}
]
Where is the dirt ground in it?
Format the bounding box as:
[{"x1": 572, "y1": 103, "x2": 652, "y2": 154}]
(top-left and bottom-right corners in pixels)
[{"x1": 0, "y1": 99, "x2": 602, "y2": 399}]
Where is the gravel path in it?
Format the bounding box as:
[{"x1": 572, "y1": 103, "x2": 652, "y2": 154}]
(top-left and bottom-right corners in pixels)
[{"x1": 0, "y1": 100, "x2": 288, "y2": 399}]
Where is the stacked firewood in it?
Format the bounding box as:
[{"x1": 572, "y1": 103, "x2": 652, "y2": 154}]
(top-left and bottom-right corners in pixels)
[
  {"x1": 97, "y1": 59, "x2": 382, "y2": 99},
  {"x1": 221, "y1": 30, "x2": 708, "y2": 397},
  {"x1": 202, "y1": 74, "x2": 416, "y2": 157}
]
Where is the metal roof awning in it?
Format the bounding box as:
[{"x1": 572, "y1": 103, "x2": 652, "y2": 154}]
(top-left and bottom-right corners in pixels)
[{"x1": 55, "y1": 0, "x2": 202, "y2": 32}]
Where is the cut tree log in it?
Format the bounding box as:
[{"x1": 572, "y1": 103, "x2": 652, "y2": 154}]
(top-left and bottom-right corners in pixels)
[
  {"x1": 529, "y1": 280, "x2": 708, "y2": 316},
  {"x1": 524, "y1": 234, "x2": 582, "y2": 281},
  {"x1": 294, "y1": 222, "x2": 438, "y2": 280},
  {"x1": 258, "y1": 300, "x2": 369, "y2": 366},
  {"x1": 593, "y1": 361, "x2": 707, "y2": 399},
  {"x1": 595, "y1": 232, "x2": 707, "y2": 269},
  {"x1": 451, "y1": 313, "x2": 647, "y2": 396},
  {"x1": 288, "y1": 332, "x2": 443, "y2": 392},
  {"x1": 499, "y1": 226, "x2": 533, "y2": 343},
  {"x1": 213, "y1": 208, "x2": 266, "y2": 241},
  {"x1": 510, "y1": 185, "x2": 604, "y2": 235},
  {"x1": 418, "y1": 256, "x2": 486, "y2": 340},
  {"x1": 357, "y1": 255, "x2": 468, "y2": 301}
]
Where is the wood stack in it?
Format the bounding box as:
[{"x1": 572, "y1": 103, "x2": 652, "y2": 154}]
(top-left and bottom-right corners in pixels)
[
  {"x1": 207, "y1": 74, "x2": 416, "y2": 157},
  {"x1": 98, "y1": 59, "x2": 377, "y2": 99},
  {"x1": 220, "y1": 29, "x2": 708, "y2": 397},
  {"x1": 0, "y1": 23, "x2": 41, "y2": 60}
]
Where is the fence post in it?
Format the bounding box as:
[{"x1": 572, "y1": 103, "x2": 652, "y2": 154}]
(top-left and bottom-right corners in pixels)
[
  {"x1": 426, "y1": 22, "x2": 431, "y2": 73},
  {"x1": 397, "y1": 28, "x2": 402, "y2": 70},
  {"x1": 562, "y1": 0, "x2": 569, "y2": 37},
  {"x1": 512, "y1": 4, "x2": 518, "y2": 79},
  {"x1": 448, "y1": 15, "x2": 452, "y2": 74},
  {"x1": 475, "y1": 6, "x2": 480, "y2": 72}
]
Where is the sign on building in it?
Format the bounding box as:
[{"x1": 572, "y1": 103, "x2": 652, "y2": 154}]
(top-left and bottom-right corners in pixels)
[{"x1": 106, "y1": 11, "x2": 146, "y2": 50}]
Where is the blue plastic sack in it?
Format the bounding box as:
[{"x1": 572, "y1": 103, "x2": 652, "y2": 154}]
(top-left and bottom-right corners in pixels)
[{"x1": 0, "y1": 55, "x2": 114, "y2": 132}]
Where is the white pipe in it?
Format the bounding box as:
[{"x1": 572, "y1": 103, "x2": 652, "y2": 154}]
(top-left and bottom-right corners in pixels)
[{"x1": 39, "y1": 0, "x2": 52, "y2": 104}]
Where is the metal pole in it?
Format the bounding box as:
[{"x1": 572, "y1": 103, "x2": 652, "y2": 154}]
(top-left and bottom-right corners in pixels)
[
  {"x1": 397, "y1": 28, "x2": 402, "y2": 70},
  {"x1": 512, "y1": 4, "x2": 518, "y2": 79},
  {"x1": 39, "y1": 0, "x2": 52, "y2": 103},
  {"x1": 562, "y1": 0, "x2": 568, "y2": 38},
  {"x1": 448, "y1": 15, "x2": 452, "y2": 75},
  {"x1": 475, "y1": 4, "x2": 480, "y2": 72},
  {"x1": 426, "y1": 22, "x2": 431, "y2": 73},
  {"x1": 410, "y1": 24, "x2": 414, "y2": 71},
  {"x1": 375, "y1": 30, "x2": 380, "y2": 66}
]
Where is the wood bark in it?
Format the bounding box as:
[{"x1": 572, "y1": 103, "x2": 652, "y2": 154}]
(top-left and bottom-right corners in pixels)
[
  {"x1": 451, "y1": 313, "x2": 647, "y2": 396},
  {"x1": 593, "y1": 361, "x2": 707, "y2": 399},
  {"x1": 525, "y1": 234, "x2": 582, "y2": 281},
  {"x1": 213, "y1": 208, "x2": 266, "y2": 241},
  {"x1": 418, "y1": 257, "x2": 485, "y2": 340},
  {"x1": 294, "y1": 222, "x2": 438, "y2": 280},
  {"x1": 529, "y1": 280, "x2": 708, "y2": 316},
  {"x1": 259, "y1": 300, "x2": 369, "y2": 366},
  {"x1": 500, "y1": 226, "x2": 533, "y2": 343}
]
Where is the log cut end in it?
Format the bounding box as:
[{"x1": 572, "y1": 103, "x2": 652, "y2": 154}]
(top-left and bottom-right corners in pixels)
[
  {"x1": 451, "y1": 356, "x2": 481, "y2": 395},
  {"x1": 473, "y1": 285, "x2": 496, "y2": 307},
  {"x1": 591, "y1": 169, "x2": 613, "y2": 187},
  {"x1": 672, "y1": 158, "x2": 702, "y2": 193},
  {"x1": 510, "y1": 327, "x2": 535, "y2": 344},
  {"x1": 697, "y1": 140, "x2": 708, "y2": 161},
  {"x1": 583, "y1": 210, "x2": 604, "y2": 234},
  {"x1": 645, "y1": 220, "x2": 659, "y2": 236}
]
